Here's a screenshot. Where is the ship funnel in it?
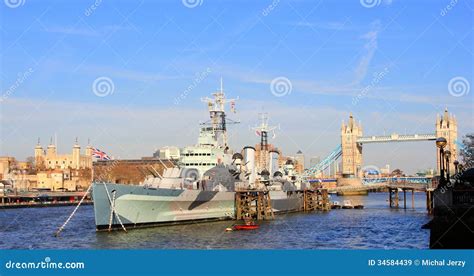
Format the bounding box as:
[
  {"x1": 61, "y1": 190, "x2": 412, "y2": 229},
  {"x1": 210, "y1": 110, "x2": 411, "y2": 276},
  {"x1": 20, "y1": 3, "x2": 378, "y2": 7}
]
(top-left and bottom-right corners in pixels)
[
  {"x1": 260, "y1": 169, "x2": 270, "y2": 185},
  {"x1": 243, "y1": 146, "x2": 256, "y2": 185},
  {"x1": 232, "y1": 152, "x2": 244, "y2": 170},
  {"x1": 269, "y1": 150, "x2": 279, "y2": 177},
  {"x1": 232, "y1": 153, "x2": 243, "y2": 162}
]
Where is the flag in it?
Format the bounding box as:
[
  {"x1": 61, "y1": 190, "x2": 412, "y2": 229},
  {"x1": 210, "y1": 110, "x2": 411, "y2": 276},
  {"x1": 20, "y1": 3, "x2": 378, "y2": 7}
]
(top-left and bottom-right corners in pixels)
[
  {"x1": 92, "y1": 148, "x2": 111, "y2": 160},
  {"x1": 255, "y1": 130, "x2": 261, "y2": 137}
]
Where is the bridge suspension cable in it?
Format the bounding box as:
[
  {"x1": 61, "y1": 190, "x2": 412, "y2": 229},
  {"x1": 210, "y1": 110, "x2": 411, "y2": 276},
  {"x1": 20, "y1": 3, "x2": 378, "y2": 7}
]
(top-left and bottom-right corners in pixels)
[{"x1": 303, "y1": 144, "x2": 342, "y2": 178}]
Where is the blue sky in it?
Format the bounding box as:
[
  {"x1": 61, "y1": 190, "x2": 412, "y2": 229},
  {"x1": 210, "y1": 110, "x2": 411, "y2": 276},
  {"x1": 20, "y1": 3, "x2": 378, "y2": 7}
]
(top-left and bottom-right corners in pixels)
[{"x1": 1, "y1": 0, "x2": 473, "y2": 173}]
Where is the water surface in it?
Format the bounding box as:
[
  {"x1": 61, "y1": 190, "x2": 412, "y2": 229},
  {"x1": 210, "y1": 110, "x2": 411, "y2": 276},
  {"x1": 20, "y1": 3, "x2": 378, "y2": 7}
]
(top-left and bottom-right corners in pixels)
[{"x1": 0, "y1": 193, "x2": 431, "y2": 249}]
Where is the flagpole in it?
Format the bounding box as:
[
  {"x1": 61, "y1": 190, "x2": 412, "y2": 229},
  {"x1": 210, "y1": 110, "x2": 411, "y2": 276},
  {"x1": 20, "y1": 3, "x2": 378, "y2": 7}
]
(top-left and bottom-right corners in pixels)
[{"x1": 91, "y1": 159, "x2": 94, "y2": 184}]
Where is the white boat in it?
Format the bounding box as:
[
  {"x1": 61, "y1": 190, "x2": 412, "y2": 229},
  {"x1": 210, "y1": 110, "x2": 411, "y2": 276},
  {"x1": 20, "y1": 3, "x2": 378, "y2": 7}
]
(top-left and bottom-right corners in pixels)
[{"x1": 342, "y1": 200, "x2": 354, "y2": 209}]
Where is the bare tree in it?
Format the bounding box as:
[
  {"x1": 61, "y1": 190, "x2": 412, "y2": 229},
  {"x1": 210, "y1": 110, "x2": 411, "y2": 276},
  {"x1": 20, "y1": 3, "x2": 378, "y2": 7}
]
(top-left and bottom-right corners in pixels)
[
  {"x1": 391, "y1": 169, "x2": 404, "y2": 177},
  {"x1": 460, "y1": 133, "x2": 473, "y2": 167}
]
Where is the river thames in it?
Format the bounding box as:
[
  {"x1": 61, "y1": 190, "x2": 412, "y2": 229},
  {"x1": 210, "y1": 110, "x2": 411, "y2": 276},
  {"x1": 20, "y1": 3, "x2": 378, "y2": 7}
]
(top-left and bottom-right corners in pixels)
[{"x1": 0, "y1": 193, "x2": 431, "y2": 249}]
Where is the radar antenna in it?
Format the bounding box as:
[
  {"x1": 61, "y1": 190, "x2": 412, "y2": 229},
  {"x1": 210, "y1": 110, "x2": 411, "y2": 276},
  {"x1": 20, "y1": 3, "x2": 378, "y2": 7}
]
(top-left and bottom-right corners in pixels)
[
  {"x1": 200, "y1": 79, "x2": 239, "y2": 148},
  {"x1": 252, "y1": 113, "x2": 278, "y2": 170}
]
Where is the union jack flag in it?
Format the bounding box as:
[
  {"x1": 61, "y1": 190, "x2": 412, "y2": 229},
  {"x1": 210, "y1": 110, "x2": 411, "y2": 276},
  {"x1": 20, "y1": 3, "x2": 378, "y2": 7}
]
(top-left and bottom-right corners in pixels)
[{"x1": 92, "y1": 148, "x2": 111, "y2": 160}]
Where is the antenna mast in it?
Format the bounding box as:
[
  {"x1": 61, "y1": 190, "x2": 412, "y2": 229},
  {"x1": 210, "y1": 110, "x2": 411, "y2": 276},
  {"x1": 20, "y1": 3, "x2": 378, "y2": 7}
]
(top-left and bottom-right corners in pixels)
[
  {"x1": 200, "y1": 79, "x2": 239, "y2": 148},
  {"x1": 252, "y1": 113, "x2": 277, "y2": 170}
]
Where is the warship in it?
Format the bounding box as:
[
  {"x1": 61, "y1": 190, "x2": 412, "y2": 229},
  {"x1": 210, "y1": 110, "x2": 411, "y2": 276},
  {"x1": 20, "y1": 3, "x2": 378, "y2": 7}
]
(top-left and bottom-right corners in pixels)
[{"x1": 92, "y1": 82, "x2": 306, "y2": 230}]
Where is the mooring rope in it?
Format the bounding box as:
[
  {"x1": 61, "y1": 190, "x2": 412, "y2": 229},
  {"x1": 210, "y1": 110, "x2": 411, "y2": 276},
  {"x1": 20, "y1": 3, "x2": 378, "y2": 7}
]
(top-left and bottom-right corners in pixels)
[
  {"x1": 108, "y1": 190, "x2": 116, "y2": 232},
  {"x1": 54, "y1": 184, "x2": 92, "y2": 237},
  {"x1": 103, "y1": 183, "x2": 127, "y2": 233}
]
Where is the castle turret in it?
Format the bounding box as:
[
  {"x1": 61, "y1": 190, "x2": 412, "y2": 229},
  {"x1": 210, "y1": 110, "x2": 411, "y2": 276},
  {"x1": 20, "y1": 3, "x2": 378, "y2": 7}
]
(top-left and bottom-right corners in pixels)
[
  {"x1": 46, "y1": 137, "x2": 57, "y2": 157},
  {"x1": 85, "y1": 140, "x2": 93, "y2": 168},
  {"x1": 34, "y1": 138, "x2": 44, "y2": 168},
  {"x1": 436, "y1": 108, "x2": 458, "y2": 174},
  {"x1": 72, "y1": 138, "x2": 81, "y2": 169},
  {"x1": 341, "y1": 114, "x2": 363, "y2": 178}
]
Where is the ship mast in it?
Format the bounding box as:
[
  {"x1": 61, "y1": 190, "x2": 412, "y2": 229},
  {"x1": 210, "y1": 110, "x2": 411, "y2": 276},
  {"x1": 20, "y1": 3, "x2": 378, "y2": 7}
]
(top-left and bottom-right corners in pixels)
[
  {"x1": 200, "y1": 78, "x2": 239, "y2": 149},
  {"x1": 252, "y1": 113, "x2": 277, "y2": 170}
]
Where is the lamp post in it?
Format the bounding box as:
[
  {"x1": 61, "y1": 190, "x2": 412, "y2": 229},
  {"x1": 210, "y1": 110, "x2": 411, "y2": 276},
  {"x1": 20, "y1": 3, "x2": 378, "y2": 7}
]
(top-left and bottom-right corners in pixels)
[
  {"x1": 435, "y1": 137, "x2": 447, "y2": 182},
  {"x1": 453, "y1": 160, "x2": 459, "y2": 175},
  {"x1": 458, "y1": 163, "x2": 464, "y2": 174},
  {"x1": 445, "y1": 150, "x2": 451, "y2": 183}
]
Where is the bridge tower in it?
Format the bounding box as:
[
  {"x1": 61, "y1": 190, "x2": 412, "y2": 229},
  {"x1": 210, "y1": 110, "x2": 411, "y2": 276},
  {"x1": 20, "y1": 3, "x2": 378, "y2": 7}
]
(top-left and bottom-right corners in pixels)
[
  {"x1": 337, "y1": 114, "x2": 363, "y2": 187},
  {"x1": 436, "y1": 108, "x2": 458, "y2": 174}
]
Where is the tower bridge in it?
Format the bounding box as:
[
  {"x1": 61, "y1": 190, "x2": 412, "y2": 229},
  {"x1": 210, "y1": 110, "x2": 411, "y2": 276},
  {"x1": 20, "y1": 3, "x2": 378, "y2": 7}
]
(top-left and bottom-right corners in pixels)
[
  {"x1": 306, "y1": 109, "x2": 458, "y2": 188},
  {"x1": 356, "y1": 133, "x2": 437, "y2": 144}
]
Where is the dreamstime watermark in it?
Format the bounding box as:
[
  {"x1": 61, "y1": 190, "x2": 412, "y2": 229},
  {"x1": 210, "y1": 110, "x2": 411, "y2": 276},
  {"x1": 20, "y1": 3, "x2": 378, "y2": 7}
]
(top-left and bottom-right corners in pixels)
[
  {"x1": 84, "y1": 0, "x2": 102, "y2": 17},
  {"x1": 182, "y1": 0, "x2": 203, "y2": 8},
  {"x1": 448, "y1": 76, "x2": 470, "y2": 97},
  {"x1": 439, "y1": 159, "x2": 473, "y2": 194},
  {"x1": 270, "y1": 76, "x2": 292, "y2": 97},
  {"x1": 174, "y1": 67, "x2": 211, "y2": 105},
  {"x1": 5, "y1": 257, "x2": 85, "y2": 270},
  {"x1": 262, "y1": 0, "x2": 280, "y2": 16},
  {"x1": 92, "y1": 76, "x2": 115, "y2": 97},
  {"x1": 440, "y1": 0, "x2": 458, "y2": 16},
  {"x1": 4, "y1": 0, "x2": 25, "y2": 8},
  {"x1": 352, "y1": 67, "x2": 389, "y2": 106},
  {"x1": 1, "y1": 67, "x2": 35, "y2": 103},
  {"x1": 182, "y1": 167, "x2": 200, "y2": 181},
  {"x1": 94, "y1": 159, "x2": 120, "y2": 183},
  {"x1": 360, "y1": 0, "x2": 381, "y2": 8}
]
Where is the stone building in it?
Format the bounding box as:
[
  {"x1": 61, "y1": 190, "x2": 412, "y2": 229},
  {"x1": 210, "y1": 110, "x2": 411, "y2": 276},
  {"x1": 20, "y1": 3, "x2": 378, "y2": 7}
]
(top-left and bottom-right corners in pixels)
[
  {"x1": 35, "y1": 139, "x2": 93, "y2": 170},
  {"x1": 93, "y1": 159, "x2": 174, "y2": 185},
  {"x1": 341, "y1": 114, "x2": 363, "y2": 178},
  {"x1": 309, "y1": 156, "x2": 321, "y2": 169},
  {"x1": 36, "y1": 168, "x2": 91, "y2": 191},
  {"x1": 0, "y1": 157, "x2": 16, "y2": 180},
  {"x1": 337, "y1": 114, "x2": 364, "y2": 187},
  {"x1": 295, "y1": 150, "x2": 305, "y2": 173},
  {"x1": 435, "y1": 109, "x2": 458, "y2": 174}
]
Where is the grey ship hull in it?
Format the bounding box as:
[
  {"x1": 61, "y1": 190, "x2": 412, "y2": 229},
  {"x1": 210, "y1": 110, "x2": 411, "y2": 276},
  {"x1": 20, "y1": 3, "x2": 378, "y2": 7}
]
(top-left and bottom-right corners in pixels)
[
  {"x1": 92, "y1": 183, "x2": 235, "y2": 230},
  {"x1": 92, "y1": 183, "x2": 304, "y2": 230}
]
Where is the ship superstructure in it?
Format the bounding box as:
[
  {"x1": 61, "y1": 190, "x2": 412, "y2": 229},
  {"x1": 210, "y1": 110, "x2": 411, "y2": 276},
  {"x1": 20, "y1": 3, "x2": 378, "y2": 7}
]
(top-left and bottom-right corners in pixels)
[
  {"x1": 92, "y1": 83, "x2": 306, "y2": 231},
  {"x1": 179, "y1": 80, "x2": 239, "y2": 177}
]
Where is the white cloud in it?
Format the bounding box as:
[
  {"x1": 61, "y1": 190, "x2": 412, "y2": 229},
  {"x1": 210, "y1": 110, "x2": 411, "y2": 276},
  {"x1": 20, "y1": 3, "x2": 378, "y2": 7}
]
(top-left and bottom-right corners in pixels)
[
  {"x1": 44, "y1": 25, "x2": 133, "y2": 37},
  {"x1": 77, "y1": 64, "x2": 180, "y2": 83},
  {"x1": 287, "y1": 21, "x2": 352, "y2": 31},
  {"x1": 45, "y1": 26, "x2": 100, "y2": 37},
  {"x1": 352, "y1": 20, "x2": 381, "y2": 85}
]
